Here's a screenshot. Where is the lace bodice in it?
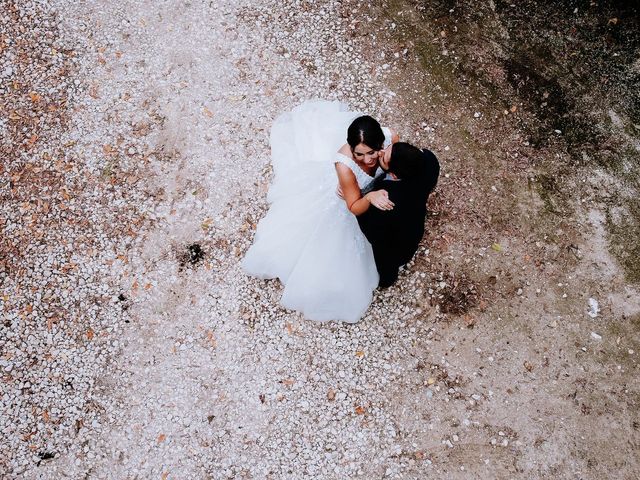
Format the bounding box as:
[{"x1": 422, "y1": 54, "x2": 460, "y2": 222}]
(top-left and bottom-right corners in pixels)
[{"x1": 335, "y1": 153, "x2": 376, "y2": 190}]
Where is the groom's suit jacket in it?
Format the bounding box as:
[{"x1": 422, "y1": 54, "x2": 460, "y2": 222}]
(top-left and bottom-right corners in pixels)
[{"x1": 357, "y1": 149, "x2": 440, "y2": 287}]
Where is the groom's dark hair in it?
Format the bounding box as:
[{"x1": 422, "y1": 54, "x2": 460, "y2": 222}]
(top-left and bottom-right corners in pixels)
[
  {"x1": 388, "y1": 142, "x2": 425, "y2": 180},
  {"x1": 347, "y1": 116, "x2": 385, "y2": 151}
]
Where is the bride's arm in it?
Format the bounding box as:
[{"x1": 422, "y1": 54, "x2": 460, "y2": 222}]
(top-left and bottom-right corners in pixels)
[{"x1": 335, "y1": 163, "x2": 394, "y2": 215}]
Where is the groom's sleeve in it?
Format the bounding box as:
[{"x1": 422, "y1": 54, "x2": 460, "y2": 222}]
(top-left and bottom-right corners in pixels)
[{"x1": 358, "y1": 206, "x2": 395, "y2": 238}]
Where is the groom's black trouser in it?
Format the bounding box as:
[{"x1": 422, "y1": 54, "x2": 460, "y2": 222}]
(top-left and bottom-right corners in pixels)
[
  {"x1": 373, "y1": 228, "x2": 424, "y2": 288},
  {"x1": 371, "y1": 243, "x2": 400, "y2": 288},
  {"x1": 359, "y1": 207, "x2": 424, "y2": 287}
]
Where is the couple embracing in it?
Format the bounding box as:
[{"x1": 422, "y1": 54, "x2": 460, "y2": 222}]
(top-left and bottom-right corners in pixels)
[{"x1": 242, "y1": 100, "x2": 440, "y2": 323}]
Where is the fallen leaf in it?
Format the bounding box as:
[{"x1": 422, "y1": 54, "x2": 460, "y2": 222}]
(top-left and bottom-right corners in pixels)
[
  {"x1": 282, "y1": 378, "x2": 295, "y2": 387},
  {"x1": 157, "y1": 434, "x2": 166, "y2": 443},
  {"x1": 29, "y1": 92, "x2": 41, "y2": 103},
  {"x1": 427, "y1": 377, "x2": 436, "y2": 386},
  {"x1": 89, "y1": 84, "x2": 99, "y2": 99},
  {"x1": 464, "y1": 314, "x2": 476, "y2": 328},
  {"x1": 161, "y1": 473, "x2": 169, "y2": 480},
  {"x1": 355, "y1": 350, "x2": 365, "y2": 357},
  {"x1": 327, "y1": 388, "x2": 336, "y2": 401},
  {"x1": 203, "y1": 107, "x2": 214, "y2": 117},
  {"x1": 355, "y1": 406, "x2": 366, "y2": 415},
  {"x1": 608, "y1": 17, "x2": 618, "y2": 25},
  {"x1": 523, "y1": 360, "x2": 534, "y2": 372},
  {"x1": 510, "y1": 105, "x2": 517, "y2": 113},
  {"x1": 42, "y1": 410, "x2": 50, "y2": 422},
  {"x1": 205, "y1": 330, "x2": 216, "y2": 348},
  {"x1": 86, "y1": 328, "x2": 94, "y2": 340},
  {"x1": 201, "y1": 217, "x2": 213, "y2": 230},
  {"x1": 144, "y1": 283, "x2": 152, "y2": 290},
  {"x1": 491, "y1": 243, "x2": 503, "y2": 252}
]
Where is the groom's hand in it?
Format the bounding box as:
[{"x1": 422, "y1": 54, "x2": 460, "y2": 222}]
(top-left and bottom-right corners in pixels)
[{"x1": 336, "y1": 185, "x2": 344, "y2": 199}]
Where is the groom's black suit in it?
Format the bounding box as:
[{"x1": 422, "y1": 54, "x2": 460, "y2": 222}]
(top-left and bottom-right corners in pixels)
[{"x1": 357, "y1": 149, "x2": 439, "y2": 288}]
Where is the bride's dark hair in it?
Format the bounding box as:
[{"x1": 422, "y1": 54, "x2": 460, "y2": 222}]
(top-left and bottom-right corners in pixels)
[{"x1": 347, "y1": 116, "x2": 385, "y2": 151}]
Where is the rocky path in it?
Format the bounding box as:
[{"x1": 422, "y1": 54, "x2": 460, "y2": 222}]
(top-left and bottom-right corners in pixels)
[
  {"x1": 4, "y1": 0, "x2": 410, "y2": 477},
  {"x1": 2, "y1": 0, "x2": 639, "y2": 479}
]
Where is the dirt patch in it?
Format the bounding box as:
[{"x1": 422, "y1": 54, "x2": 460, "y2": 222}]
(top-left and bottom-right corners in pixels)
[
  {"x1": 393, "y1": 0, "x2": 640, "y2": 281},
  {"x1": 177, "y1": 242, "x2": 206, "y2": 269},
  {"x1": 348, "y1": 0, "x2": 640, "y2": 476}
]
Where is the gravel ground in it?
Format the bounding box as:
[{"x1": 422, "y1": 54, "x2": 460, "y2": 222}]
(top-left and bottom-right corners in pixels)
[
  {"x1": 1, "y1": 0, "x2": 150, "y2": 474},
  {"x1": 2, "y1": 0, "x2": 639, "y2": 479}
]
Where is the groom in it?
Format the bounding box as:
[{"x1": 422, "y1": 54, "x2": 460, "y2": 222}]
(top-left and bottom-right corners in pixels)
[{"x1": 357, "y1": 142, "x2": 440, "y2": 288}]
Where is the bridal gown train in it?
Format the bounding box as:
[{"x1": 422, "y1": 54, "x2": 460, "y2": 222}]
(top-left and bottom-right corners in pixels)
[{"x1": 242, "y1": 100, "x2": 391, "y2": 322}]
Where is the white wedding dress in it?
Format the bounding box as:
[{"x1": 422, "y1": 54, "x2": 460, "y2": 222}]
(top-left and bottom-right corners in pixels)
[{"x1": 242, "y1": 100, "x2": 392, "y2": 322}]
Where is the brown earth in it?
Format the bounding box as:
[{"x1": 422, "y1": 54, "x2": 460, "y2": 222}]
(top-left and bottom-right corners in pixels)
[{"x1": 349, "y1": 0, "x2": 640, "y2": 477}]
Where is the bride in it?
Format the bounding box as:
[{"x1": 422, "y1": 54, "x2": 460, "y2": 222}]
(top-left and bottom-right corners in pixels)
[{"x1": 242, "y1": 100, "x2": 398, "y2": 322}]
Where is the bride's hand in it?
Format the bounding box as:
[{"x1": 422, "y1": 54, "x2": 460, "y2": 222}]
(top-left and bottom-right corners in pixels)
[{"x1": 365, "y1": 190, "x2": 394, "y2": 210}]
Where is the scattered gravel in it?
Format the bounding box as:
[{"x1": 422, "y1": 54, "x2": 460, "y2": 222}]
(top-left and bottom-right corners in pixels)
[
  {"x1": 3, "y1": 0, "x2": 639, "y2": 479},
  {"x1": 1, "y1": 0, "x2": 150, "y2": 476},
  {"x1": 4, "y1": 0, "x2": 411, "y2": 477}
]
